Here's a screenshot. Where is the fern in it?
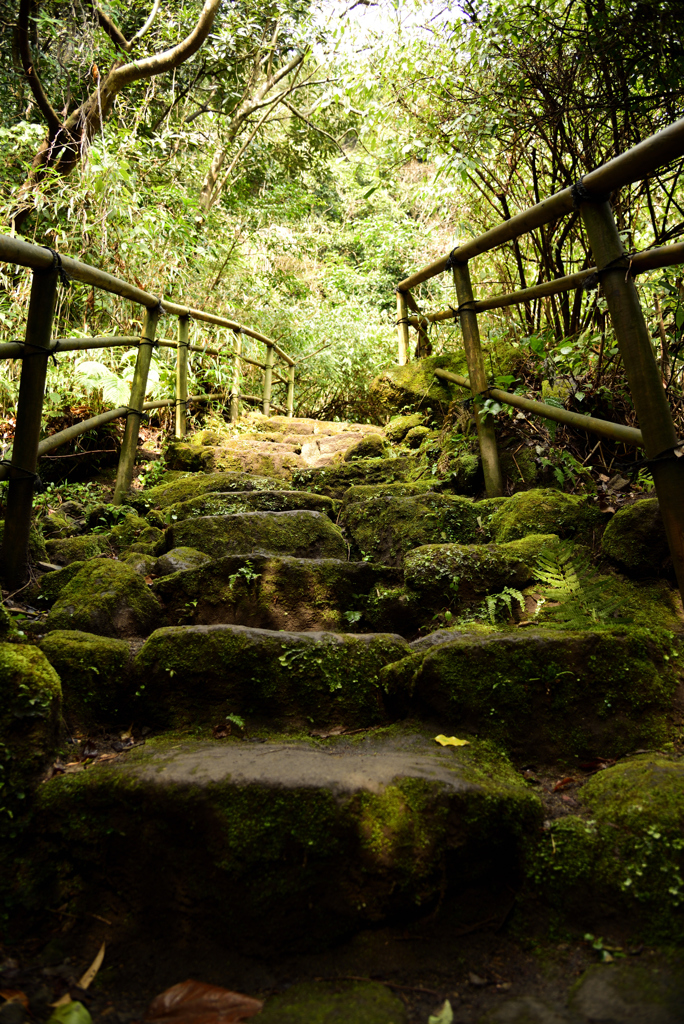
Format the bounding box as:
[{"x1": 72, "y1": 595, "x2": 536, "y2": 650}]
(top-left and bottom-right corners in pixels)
[
  {"x1": 533, "y1": 543, "x2": 582, "y2": 595},
  {"x1": 485, "y1": 586, "x2": 525, "y2": 624},
  {"x1": 532, "y1": 541, "x2": 625, "y2": 628}
]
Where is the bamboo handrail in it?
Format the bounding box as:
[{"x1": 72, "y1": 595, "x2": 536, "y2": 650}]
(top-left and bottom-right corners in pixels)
[
  {"x1": 398, "y1": 117, "x2": 684, "y2": 291},
  {"x1": 433, "y1": 368, "x2": 643, "y2": 446}
]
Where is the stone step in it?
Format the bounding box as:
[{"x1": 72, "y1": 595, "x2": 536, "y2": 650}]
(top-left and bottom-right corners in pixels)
[
  {"x1": 150, "y1": 554, "x2": 405, "y2": 633},
  {"x1": 164, "y1": 509, "x2": 346, "y2": 561},
  {"x1": 134, "y1": 623, "x2": 409, "y2": 729},
  {"x1": 18, "y1": 727, "x2": 541, "y2": 952},
  {"x1": 153, "y1": 488, "x2": 337, "y2": 524}
]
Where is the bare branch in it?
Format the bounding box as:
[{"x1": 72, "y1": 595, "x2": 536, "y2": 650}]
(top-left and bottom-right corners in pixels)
[
  {"x1": 129, "y1": 0, "x2": 161, "y2": 45},
  {"x1": 283, "y1": 99, "x2": 349, "y2": 158},
  {"x1": 17, "y1": 0, "x2": 61, "y2": 136}
]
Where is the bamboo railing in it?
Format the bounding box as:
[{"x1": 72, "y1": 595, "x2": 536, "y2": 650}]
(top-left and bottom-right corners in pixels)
[
  {"x1": 0, "y1": 233, "x2": 296, "y2": 587},
  {"x1": 395, "y1": 115, "x2": 684, "y2": 601}
]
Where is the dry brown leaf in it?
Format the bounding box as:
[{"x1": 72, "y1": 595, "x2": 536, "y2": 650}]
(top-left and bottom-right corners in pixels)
[
  {"x1": 0, "y1": 990, "x2": 30, "y2": 1008},
  {"x1": 145, "y1": 980, "x2": 263, "y2": 1024},
  {"x1": 78, "y1": 942, "x2": 105, "y2": 990}
]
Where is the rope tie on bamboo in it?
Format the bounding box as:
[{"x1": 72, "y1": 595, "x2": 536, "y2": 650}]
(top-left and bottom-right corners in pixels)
[
  {"x1": 10, "y1": 340, "x2": 59, "y2": 365},
  {"x1": 444, "y1": 249, "x2": 465, "y2": 271},
  {"x1": 583, "y1": 253, "x2": 634, "y2": 291},
  {"x1": 571, "y1": 177, "x2": 611, "y2": 210},
  {"x1": 138, "y1": 336, "x2": 159, "y2": 349},
  {"x1": 448, "y1": 301, "x2": 478, "y2": 318},
  {"x1": 41, "y1": 247, "x2": 71, "y2": 287},
  {"x1": 0, "y1": 459, "x2": 39, "y2": 481}
]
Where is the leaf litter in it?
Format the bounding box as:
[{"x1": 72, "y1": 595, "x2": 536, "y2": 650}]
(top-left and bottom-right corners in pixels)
[{"x1": 144, "y1": 981, "x2": 263, "y2": 1024}]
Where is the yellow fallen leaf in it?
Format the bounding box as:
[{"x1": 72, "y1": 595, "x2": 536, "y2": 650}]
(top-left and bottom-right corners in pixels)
[
  {"x1": 78, "y1": 941, "x2": 105, "y2": 990},
  {"x1": 434, "y1": 734, "x2": 470, "y2": 747}
]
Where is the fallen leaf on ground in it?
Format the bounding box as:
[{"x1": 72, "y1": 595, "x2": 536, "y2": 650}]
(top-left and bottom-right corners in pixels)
[
  {"x1": 434, "y1": 735, "x2": 470, "y2": 747},
  {"x1": 552, "y1": 776, "x2": 575, "y2": 792},
  {"x1": 310, "y1": 725, "x2": 345, "y2": 738},
  {"x1": 468, "y1": 973, "x2": 488, "y2": 986},
  {"x1": 0, "y1": 991, "x2": 29, "y2": 1008},
  {"x1": 428, "y1": 1000, "x2": 453, "y2": 1024},
  {"x1": 47, "y1": 1001, "x2": 92, "y2": 1024},
  {"x1": 78, "y1": 942, "x2": 105, "y2": 990},
  {"x1": 145, "y1": 980, "x2": 263, "y2": 1024}
]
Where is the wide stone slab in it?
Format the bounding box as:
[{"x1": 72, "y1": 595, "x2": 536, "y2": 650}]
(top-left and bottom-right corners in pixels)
[
  {"x1": 161, "y1": 488, "x2": 336, "y2": 523},
  {"x1": 135, "y1": 623, "x2": 410, "y2": 728},
  {"x1": 165, "y1": 509, "x2": 346, "y2": 560},
  {"x1": 24, "y1": 729, "x2": 540, "y2": 951},
  {"x1": 382, "y1": 627, "x2": 683, "y2": 760},
  {"x1": 131, "y1": 472, "x2": 288, "y2": 513},
  {"x1": 151, "y1": 554, "x2": 403, "y2": 633}
]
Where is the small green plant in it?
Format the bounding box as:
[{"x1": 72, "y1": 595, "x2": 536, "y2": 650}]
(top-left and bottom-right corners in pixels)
[
  {"x1": 226, "y1": 561, "x2": 261, "y2": 597},
  {"x1": 483, "y1": 586, "x2": 525, "y2": 624}
]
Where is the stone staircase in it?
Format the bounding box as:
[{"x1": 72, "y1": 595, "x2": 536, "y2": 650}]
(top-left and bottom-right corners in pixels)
[{"x1": 3, "y1": 413, "x2": 684, "y2": 1023}]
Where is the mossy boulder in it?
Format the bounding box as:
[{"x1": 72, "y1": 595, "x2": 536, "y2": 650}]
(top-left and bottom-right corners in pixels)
[
  {"x1": 166, "y1": 510, "x2": 346, "y2": 561},
  {"x1": 601, "y1": 497, "x2": 671, "y2": 578},
  {"x1": 45, "y1": 535, "x2": 104, "y2": 565},
  {"x1": 341, "y1": 492, "x2": 483, "y2": 566},
  {"x1": 291, "y1": 457, "x2": 416, "y2": 500},
  {"x1": 382, "y1": 627, "x2": 683, "y2": 760},
  {"x1": 45, "y1": 559, "x2": 161, "y2": 638},
  {"x1": 385, "y1": 413, "x2": 425, "y2": 443},
  {"x1": 151, "y1": 554, "x2": 403, "y2": 633},
  {"x1": 370, "y1": 354, "x2": 468, "y2": 413},
  {"x1": 164, "y1": 440, "x2": 214, "y2": 473},
  {"x1": 152, "y1": 547, "x2": 211, "y2": 577},
  {"x1": 528, "y1": 756, "x2": 684, "y2": 942},
  {"x1": 404, "y1": 425, "x2": 431, "y2": 449},
  {"x1": 488, "y1": 488, "x2": 604, "y2": 543},
  {"x1": 403, "y1": 542, "x2": 533, "y2": 613},
  {"x1": 0, "y1": 520, "x2": 47, "y2": 563},
  {"x1": 568, "y1": 958, "x2": 684, "y2": 1024},
  {"x1": 42, "y1": 511, "x2": 80, "y2": 539},
  {"x1": 130, "y1": 472, "x2": 287, "y2": 513},
  {"x1": 160, "y1": 488, "x2": 336, "y2": 523},
  {"x1": 35, "y1": 561, "x2": 89, "y2": 607},
  {"x1": 39, "y1": 630, "x2": 131, "y2": 731},
  {"x1": 22, "y1": 728, "x2": 540, "y2": 950},
  {"x1": 107, "y1": 513, "x2": 164, "y2": 554},
  {"x1": 341, "y1": 481, "x2": 436, "y2": 508},
  {"x1": 123, "y1": 552, "x2": 157, "y2": 576},
  {"x1": 257, "y1": 981, "x2": 407, "y2": 1024},
  {"x1": 342, "y1": 433, "x2": 387, "y2": 461},
  {"x1": 135, "y1": 623, "x2": 409, "y2": 728},
  {"x1": 0, "y1": 643, "x2": 61, "y2": 828}
]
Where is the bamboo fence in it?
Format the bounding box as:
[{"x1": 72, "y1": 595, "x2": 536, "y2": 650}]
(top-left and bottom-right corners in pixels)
[
  {"x1": 0, "y1": 233, "x2": 296, "y2": 586},
  {"x1": 395, "y1": 115, "x2": 684, "y2": 599}
]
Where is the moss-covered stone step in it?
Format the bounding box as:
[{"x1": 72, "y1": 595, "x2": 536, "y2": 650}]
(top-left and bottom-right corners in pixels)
[
  {"x1": 44, "y1": 559, "x2": 161, "y2": 638},
  {"x1": 135, "y1": 623, "x2": 409, "y2": 729},
  {"x1": 130, "y1": 471, "x2": 289, "y2": 513},
  {"x1": 528, "y1": 755, "x2": 684, "y2": 944},
  {"x1": 164, "y1": 510, "x2": 346, "y2": 560},
  {"x1": 291, "y1": 457, "x2": 417, "y2": 499},
  {"x1": 158, "y1": 488, "x2": 337, "y2": 523},
  {"x1": 151, "y1": 554, "x2": 403, "y2": 633},
  {"x1": 39, "y1": 630, "x2": 132, "y2": 732},
  {"x1": 601, "y1": 497, "x2": 672, "y2": 579},
  {"x1": 382, "y1": 627, "x2": 683, "y2": 760},
  {"x1": 16, "y1": 728, "x2": 540, "y2": 949}
]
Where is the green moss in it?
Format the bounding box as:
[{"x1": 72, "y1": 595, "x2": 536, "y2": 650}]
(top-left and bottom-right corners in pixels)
[
  {"x1": 45, "y1": 535, "x2": 104, "y2": 565},
  {"x1": 35, "y1": 562, "x2": 89, "y2": 607},
  {"x1": 0, "y1": 643, "x2": 61, "y2": 831},
  {"x1": 39, "y1": 630, "x2": 131, "y2": 731},
  {"x1": 0, "y1": 520, "x2": 47, "y2": 563},
  {"x1": 342, "y1": 492, "x2": 483, "y2": 566},
  {"x1": 382, "y1": 627, "x2": 683, "y2": 760},
  {"x1": 500, "y1": 533, "x2": 560, "y2": 562},
  {"x1": 292, "y1": 457, "x2": 416, "y2": 500},
  {"x1": 123, "y1": 552, "x2": 156, "y2": 576},
  {"x1": 161, "y1": 489, "x2": 336, "y2": 523},
  {"x1": 341, "y1": 481, "x2": 435, "y2": 508},
  {"x1": 526, "y1": 755, "x2": 684, "y2": 942},
  {"x1": 135, "y1": 625, "x2": 409, "y2": 729},
  {"x1": 601, "y1": 498, "x2": 670, "y2": 578},
  {"x1": 385, "y1": 413, "x2": 425, "y2": 443},
  {"x1": 164, "y1": 440, "x2": 214, "y2": 472},
  {"x1": 499, "y1": 447, "x2": 538, "y2": 487},
  {"x1": 167, "y1": 510, "x2": 346, "y2": 561},
  {"x1": 370, "y1": 353, "x2": 469, "y2": 412},
  {"x1": 106, "y1": 514, "x2": 164, "y2": 553},
  {"x1": 402, "y1": 542, "x2": 532, "y2": 613},
  {"x1": 130, "y1": 471, "x2": 287, "y2": 512},
  {"x1": 257, "y1": 980, "x2": 407, "y2": 1024},
  {"x1": 342, "y1": 433, "x2": 387, "y2": 461},
  {"x1": 489, "y1": 488, "x2": 604, "y2": 544},
  {"x1": 403, "y1": 425, "x2": 431, "y2": 449},
  {"x1": 46, "y1": 559, "x2": 161, "y2": 638}
]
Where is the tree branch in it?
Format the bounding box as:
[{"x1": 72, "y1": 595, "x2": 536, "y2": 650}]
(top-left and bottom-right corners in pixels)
[
  {"x1": 282, "y1": 100, "x2": 349, "y2": 158},
  {"x1": 17, "y1": 0, "x2": 61, "y2": 136}
]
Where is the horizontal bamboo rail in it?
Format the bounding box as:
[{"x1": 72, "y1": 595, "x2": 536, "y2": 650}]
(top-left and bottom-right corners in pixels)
[
  {"x1": 433, "y1": 368, "x2": 643, "y2": 446},
  {"x1": 398, "y1": 116, "x2": 684, "y2": 291},
  {"x1": 409, "y1": 241, "x2": 684, "y2": 325}
]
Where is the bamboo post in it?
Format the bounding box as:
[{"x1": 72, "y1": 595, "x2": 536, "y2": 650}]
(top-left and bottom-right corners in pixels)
[
  {"x1": 262, "y1": 343, "x2": 274, "y2": 416},
  {"x1": 286, "y1": 363, "x2": 295, "y2": 417},
  {"x1": 230, "y1": 332, "x2": 241, "y2": 423},
  {"x1": 175, "y1": 314, "x2": 189, "y2": 438},
  {"x1": 581, "y1": 200, "x2": 684, "y2": 599},
  {"x1": 452, "y1": 261, "x2": 504, "y2": 497},
  {"x1": 0, "y1": 265, "x2": 58, "y2": 588},
  {"x1": 113, "y1": 304, "x2": 160, "y2": 505},
  {"x1": 396, "y1": 290, "x2": 410, "y2": 365}
]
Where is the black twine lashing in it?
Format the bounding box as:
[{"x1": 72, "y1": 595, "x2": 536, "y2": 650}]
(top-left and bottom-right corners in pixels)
[
  {"x1": 0, "y1": 459, "x2": 39, "y2": 481},
  {"x1": 445, "y1": 248, "x2": 464, "y2": 272},
  {"x1": 583, "y1": 253, "x2": 634, "y2": 291},
  {"x1": 571, "y1": 176, "x2": 611, "y2": 210},
  {"x1": 42, "y1": 246, "x2": 71, "y2": 287}
]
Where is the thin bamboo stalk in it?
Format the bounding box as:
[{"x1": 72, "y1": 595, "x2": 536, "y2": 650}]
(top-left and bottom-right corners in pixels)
[
  {"x1": 396, "y1": 291, "x2": 410, "y2": 366},
  {"x1": 113, "y1": 306, "x2": 160, "y2": 505},
  {"x1": 0, "y1": 265, "x2": 58, "y2": 587},
  {"x1": 452, "y1": 262, "x2": 503, "y2": 497},
  {"x1": 263, "y1": 344, "x2": 274, "y2": 415},
  {"x1": 433, "y1": 368, "x2": 643, "y2": 446},
  {"x1": 230, "y1": 333, "x2": 241, "y2": 423},
  {"x1": 286, "y1": 363, "x2": 295, "y2": 418},
  {"x1": 175, "y1": 315, "x2": 189, "y2": 438},
  {"x1": 581, "y1": 200, "x2": 684, "y2": 600},
  {"x1": 397, "y1": 116, "x2": 684, "y2": 291}
]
